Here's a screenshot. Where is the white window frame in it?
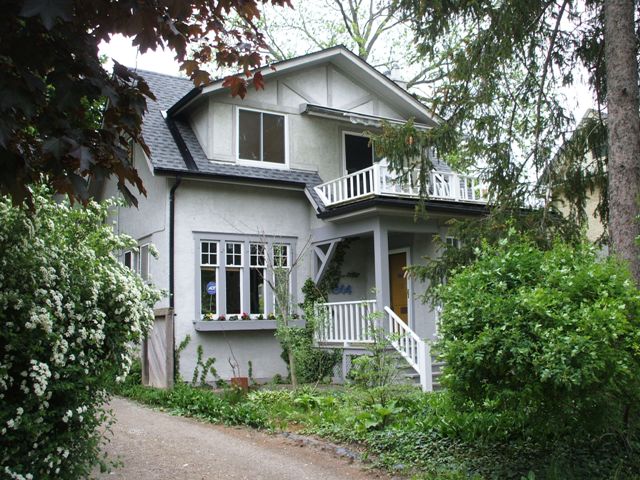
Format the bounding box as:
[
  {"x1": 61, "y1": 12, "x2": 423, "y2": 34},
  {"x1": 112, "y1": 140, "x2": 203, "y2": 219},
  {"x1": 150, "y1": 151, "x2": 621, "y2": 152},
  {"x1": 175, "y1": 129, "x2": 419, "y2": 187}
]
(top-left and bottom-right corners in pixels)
[
  {"x1": 224, "y1": 241, "x2": 244, "y2": 315},
  {"x1": 236, "y1": 106, "x2": 289, "y2": 168},
  {"x1": 123, "y1": 250, "x2": 136, "y2": 272},
  {"x1": 271, "y1": 244, "x2": 292, "y2": 314},
  {"x1": 249, "y1": 243, "x2": 267, "y2": 316},
  {"x1": 342, "y1": 130, "x2": 376, "y2": 176},
  {"x1": 200, "y1": 241, "x2": 219, "y2": 317}
]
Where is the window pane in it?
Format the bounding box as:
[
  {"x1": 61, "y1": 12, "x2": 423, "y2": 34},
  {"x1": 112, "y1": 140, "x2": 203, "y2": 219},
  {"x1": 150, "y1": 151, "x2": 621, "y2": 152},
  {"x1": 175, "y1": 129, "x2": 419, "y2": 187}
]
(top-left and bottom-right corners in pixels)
[
  {"x1": 201, "y1": 269, "x2": 217, "y2": 315},
  {"x1": 239, "y1": 110, "x2": 261, "y2": 160},
  {"x1": 226, "y1": 268, "x2": 241, "y2": 314},
  {"x1": 201, "y1": 241, "x2": 217, "y2": 266},
  {"x1": 250, "y1": 243, "x2": 265, "y2": 267},
  {"x1": 124, "y1": 251, "x2": 132, "y2": 270},
  {"x1": 226, "y1": 242, "x2": 242, "y2": 266},
  {"x1": 263, "y1": 113, "x2": 285, "y2": 164},
  {"x1": 250, "y1": 268, "x2": 265, "y2": 314}
]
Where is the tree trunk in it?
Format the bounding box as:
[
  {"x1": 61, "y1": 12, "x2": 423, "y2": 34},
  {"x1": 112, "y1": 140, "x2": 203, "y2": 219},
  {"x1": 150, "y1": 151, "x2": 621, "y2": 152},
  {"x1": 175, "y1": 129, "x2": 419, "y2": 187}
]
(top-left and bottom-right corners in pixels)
[
  {"x1": 604, "y1": 0, "x2": 640, "y2": 283},
  {"x1": 288, "y1": 347, "x2": 298, "y2": 387}
]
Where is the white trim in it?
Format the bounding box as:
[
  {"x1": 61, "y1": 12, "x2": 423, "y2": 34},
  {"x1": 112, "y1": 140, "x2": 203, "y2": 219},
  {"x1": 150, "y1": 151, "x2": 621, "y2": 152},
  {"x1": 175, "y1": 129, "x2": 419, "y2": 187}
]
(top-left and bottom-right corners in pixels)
[
  {"x1": 200, "y1": 267, "x2": 219, "y2": 317},
  {"x1": 342, "y1": 130, "x2": 375, "y2": 176},
  {"x1": 235, "y1": 105, "x2": 289, "y2": 168},
  {"x1": 195, "y1": 47, "x2": 440, "y2": 125},
  {"x1": 388, "y1": 247, "x2": 413, "y2": 330}
]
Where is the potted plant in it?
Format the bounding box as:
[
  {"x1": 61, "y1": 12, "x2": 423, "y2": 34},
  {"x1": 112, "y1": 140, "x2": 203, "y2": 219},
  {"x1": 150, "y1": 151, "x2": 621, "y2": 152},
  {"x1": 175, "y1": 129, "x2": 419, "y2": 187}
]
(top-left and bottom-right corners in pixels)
[
  {"x1": 256, "y1": 313, "x2": 264, "y2": 320},
  {"x1": 217, "y1": 314, "x2": 226, "y2": 321},
  {"x1": 203, "y1": 312, "x2": 216, "y2": 321},
  {"x1": 267, "y1": 312, "x2": 276, "y2": 320},
  {"x1": 228, "y1": 315, "x2": 238, "y2": 321},
  {"x1": 241, "y1": 312, "x2": 250, "y2": 320},
  {"x1": 228, "y1": 356, "x2": 248, "y2": 392}
]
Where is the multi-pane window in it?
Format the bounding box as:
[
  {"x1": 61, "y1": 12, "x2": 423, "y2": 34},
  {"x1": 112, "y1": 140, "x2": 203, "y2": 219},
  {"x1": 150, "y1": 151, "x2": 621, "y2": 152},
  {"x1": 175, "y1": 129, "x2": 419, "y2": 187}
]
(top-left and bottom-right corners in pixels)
[
  {"x1": 238, "y1": 109, "x2": 285, "y2": 164},
  {"x1": 198, "y1": 238, "x2": 293, "y2": 318},
  {"x1": 445, "y1": 237, "x2": 460, "y2": 249},
  {"x1": 249, "y1": 243, "x2": 266, "y2": 315},
  {"x1": 200, "y1": 241, "x2": 219, "y2": 316},
  {"x1": 225, "y1": 242, "x2": 243, "y2": 314}
]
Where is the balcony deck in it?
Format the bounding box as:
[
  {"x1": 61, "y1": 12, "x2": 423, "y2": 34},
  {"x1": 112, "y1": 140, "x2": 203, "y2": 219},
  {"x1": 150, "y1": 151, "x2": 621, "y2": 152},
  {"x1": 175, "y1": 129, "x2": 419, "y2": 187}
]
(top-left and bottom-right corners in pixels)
[{"x1": 314, "y1": 163, "x2": 488, "y2": 208}]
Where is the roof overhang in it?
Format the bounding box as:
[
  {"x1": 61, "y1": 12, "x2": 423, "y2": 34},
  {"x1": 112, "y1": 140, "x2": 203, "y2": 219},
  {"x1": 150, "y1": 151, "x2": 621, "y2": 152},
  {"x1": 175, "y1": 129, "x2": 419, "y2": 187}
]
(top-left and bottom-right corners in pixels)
[
  {"x1": 166, "y1": 46, "x2": 441, "y2": 126},
  {"x1": 301, "y1": 104, "x2": 431, "y2": 130}
]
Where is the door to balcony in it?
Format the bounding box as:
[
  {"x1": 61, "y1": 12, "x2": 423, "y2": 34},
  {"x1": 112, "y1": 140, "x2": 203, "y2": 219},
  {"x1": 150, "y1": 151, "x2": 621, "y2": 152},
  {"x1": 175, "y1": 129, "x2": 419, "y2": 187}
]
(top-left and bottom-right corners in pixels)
[
  {"x1": 389, "y1": 251, "x2": 409, "y2": 323},
  {"x1": 344, "y1": 133, "x2": 373, "y2": 174}
]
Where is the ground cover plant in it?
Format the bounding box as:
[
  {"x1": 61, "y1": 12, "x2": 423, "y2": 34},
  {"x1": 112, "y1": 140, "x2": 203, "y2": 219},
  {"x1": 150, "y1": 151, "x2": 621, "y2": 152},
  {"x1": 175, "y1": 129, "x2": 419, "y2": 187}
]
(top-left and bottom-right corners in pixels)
[
  {"x1": 0, "y1": 189, "x2": 160, "y2": 479},
  {"x1": 115, "y1": 234, "x2": 640, "y2": 479}
]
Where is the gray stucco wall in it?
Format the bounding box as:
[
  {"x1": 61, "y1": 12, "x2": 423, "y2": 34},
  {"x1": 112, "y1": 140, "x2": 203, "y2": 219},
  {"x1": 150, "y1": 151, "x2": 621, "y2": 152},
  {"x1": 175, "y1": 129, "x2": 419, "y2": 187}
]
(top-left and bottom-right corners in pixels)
[
  {"x1": 101, "y1": 145, "x2": 171, "y2": 309},
  {"x1": 172, "y1": 179, "x2": 314, "y2": 380}
]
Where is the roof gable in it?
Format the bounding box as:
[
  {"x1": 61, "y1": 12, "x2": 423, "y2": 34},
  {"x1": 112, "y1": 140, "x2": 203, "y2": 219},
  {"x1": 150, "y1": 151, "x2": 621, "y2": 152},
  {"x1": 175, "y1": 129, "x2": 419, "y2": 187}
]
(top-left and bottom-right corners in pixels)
[{"x1": 177, "y1": 46, "x2": 439, "y2": 126}]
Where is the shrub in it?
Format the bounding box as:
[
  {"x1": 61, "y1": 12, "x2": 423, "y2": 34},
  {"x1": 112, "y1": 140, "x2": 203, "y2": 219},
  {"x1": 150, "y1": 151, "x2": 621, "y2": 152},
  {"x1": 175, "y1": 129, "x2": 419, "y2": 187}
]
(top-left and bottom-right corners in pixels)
[
  {"x1": 437, "y1": 232, "x2": 640, "y2": 437},
  {"x1": 0, "y1": 189, "x2": 160, "y2": 479}
]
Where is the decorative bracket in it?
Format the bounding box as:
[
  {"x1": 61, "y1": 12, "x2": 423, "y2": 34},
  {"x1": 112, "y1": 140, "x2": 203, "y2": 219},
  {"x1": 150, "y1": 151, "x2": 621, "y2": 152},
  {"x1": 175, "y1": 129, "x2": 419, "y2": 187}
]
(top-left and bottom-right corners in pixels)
[{"x1": 312, "y1": 240, "x2": 341, "y2": 284}]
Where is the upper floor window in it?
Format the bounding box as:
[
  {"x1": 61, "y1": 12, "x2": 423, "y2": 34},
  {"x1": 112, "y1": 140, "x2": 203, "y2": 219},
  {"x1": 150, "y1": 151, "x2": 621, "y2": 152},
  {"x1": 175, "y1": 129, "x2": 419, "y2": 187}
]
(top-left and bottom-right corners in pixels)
[{"x1": 238, "y1": 108, "x2": 285, "y2": 165}]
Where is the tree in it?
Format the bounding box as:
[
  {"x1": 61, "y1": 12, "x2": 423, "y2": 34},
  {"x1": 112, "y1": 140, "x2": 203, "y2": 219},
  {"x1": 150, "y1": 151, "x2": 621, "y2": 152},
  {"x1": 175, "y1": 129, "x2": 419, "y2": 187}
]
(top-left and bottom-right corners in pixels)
[
  {"x1": 256, "y1": 0, "x2": 447, "y2": 88},
  {"x1": 437, "y1": 232, "x2": 640, "y2": 437},
  {"x1": 0, "y1": 188, "x2": 161, "y2": 478},
  {"x1": 604, "y1": 0, "x2": 640, "y2": 281},
  {"x1": 391, "y1": 0, "x2": 640, "y2": 283},
  {"x1": 1, "y1": 0, "x2": 290, "y2": 207}
]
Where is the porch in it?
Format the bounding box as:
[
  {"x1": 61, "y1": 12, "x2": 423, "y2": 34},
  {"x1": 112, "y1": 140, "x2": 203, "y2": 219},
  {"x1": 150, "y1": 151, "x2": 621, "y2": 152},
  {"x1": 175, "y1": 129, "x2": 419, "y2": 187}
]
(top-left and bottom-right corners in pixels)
[
  {"x1": 311, "y1": 222, "x2": 447, "y2": 392},
  {"x1": 314, "y1": 299, "x2": 435, "y2": 391}
]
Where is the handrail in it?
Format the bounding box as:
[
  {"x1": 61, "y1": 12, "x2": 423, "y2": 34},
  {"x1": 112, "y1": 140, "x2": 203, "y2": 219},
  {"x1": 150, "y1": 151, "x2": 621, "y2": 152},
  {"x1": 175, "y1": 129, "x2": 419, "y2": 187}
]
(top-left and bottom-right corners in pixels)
[{"x1": 385, "y1": 306, "x2": 433, "y2": 392}]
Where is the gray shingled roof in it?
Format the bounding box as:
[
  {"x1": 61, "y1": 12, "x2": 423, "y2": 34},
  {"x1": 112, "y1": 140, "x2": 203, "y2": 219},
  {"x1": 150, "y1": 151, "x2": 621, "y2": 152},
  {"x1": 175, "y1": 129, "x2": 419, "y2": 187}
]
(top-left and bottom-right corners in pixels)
[
  {"x1": 136, "y1": 68, "x2": 454, "y2": 213},
  {"x1": 137, "y1": 69, "x2": 325, "y2": 210}
]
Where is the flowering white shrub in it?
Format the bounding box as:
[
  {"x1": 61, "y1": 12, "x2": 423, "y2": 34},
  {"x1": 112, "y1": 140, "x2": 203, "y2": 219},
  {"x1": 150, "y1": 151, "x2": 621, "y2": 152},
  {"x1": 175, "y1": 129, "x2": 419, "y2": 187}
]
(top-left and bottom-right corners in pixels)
[{"x1": 0, "y1": 189, "x2": 161, "y2": 479}]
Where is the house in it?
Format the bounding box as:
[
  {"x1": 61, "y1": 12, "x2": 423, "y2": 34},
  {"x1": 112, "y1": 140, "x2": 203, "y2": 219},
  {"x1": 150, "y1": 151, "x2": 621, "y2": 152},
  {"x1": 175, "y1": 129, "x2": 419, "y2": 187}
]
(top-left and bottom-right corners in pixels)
[
  {"x1": 540, "y1": 109, "x2": 607, "y2": 244},
  {"x1": 98, "y1": 46, "x2": 489, "y2": 390}
]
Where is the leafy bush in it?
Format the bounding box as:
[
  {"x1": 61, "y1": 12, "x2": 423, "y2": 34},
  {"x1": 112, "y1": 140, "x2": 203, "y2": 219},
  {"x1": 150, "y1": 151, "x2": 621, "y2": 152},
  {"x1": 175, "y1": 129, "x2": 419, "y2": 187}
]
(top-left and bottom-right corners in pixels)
[
  {"x1": 0, "y1": 190, "x2": 160, "y2": 479},
  {"x1": 437, "y1": 232, "x2": 640, "y2": 436}
]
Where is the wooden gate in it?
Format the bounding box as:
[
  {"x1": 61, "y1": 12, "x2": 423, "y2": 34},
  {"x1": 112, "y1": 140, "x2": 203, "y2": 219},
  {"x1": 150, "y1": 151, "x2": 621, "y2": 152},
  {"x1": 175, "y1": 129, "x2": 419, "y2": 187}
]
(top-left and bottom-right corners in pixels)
[{"x1": 141, "y1": 308, "x2": 174, "y2": 389}]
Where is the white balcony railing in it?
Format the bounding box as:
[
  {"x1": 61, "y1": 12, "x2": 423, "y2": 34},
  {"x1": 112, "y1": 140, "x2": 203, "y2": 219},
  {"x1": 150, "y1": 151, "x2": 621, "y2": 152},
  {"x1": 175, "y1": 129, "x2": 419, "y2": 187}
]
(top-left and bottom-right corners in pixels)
[
  {"x1": 314, "y1": 300, "x2": 377, "y2": 345},
  {"x1": 314, "y1": 163, "x2": 488, "y2": 207}
]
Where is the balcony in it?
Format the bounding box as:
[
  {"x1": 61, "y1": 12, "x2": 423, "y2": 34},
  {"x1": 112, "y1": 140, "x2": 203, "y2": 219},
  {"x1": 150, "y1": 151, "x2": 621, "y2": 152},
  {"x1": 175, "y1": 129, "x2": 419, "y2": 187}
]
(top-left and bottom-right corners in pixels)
[{"x1": 314, "y1": 162, "x2": 488, "y2": 208}]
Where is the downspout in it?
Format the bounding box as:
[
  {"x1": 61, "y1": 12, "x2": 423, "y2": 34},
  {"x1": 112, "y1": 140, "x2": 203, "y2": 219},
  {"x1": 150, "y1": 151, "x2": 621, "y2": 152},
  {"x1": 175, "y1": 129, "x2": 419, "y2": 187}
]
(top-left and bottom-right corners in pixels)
[{"x1": 169, "y1": 175, "x2": 182, "y2": 381}]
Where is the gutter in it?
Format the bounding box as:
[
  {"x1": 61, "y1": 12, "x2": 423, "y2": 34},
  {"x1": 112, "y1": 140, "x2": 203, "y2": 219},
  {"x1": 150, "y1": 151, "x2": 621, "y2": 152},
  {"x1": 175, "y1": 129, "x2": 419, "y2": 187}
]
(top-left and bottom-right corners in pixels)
[{"x1": 169, "y1": 175, "x2": 182, "y2": 380}]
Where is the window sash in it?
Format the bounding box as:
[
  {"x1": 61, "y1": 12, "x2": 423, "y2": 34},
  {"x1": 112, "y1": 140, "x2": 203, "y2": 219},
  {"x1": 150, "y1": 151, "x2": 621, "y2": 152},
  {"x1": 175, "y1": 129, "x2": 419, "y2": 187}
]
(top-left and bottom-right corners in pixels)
[
  {"x1": 238, "y1": 108, "x2": 285, "y2": 164},
  {"x1": 225, "y1": 242, "x2": 243, "y2": 267},
  {"x1": 201, "y1": 241, "x2": 218, "y2": 266}
]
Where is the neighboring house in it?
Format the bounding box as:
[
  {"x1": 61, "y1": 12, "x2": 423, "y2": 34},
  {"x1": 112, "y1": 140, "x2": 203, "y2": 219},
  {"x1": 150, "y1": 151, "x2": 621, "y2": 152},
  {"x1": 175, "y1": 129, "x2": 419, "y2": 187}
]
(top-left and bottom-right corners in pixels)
[
  {"x1": 541, "y1": 109, "x2": 607, "y2": 243},
  {"x1": 98, "y1": 46, "x2": 488, "y2": 390}
]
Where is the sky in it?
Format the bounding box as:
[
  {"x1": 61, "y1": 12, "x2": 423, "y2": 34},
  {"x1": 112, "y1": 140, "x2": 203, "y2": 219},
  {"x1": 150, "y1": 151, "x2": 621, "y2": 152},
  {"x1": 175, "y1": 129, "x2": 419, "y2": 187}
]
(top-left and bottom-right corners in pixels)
[{"x1": 99, "y1": 33, "x2": 596, "y2": 124}]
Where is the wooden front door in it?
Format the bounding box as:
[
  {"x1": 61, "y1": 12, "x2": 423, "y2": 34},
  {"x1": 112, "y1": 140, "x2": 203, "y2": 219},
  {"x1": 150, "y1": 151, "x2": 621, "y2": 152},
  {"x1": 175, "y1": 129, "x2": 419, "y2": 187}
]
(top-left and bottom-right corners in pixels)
[{"x1": 389, "y1": 252, "x2": 409, "y2": 323}]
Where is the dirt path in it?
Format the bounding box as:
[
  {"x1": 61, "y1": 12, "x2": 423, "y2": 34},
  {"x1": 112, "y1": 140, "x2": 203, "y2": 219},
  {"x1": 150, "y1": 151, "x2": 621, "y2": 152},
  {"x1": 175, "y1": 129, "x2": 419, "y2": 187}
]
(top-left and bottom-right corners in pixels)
[{"x1": 98, "y1": 397, "x2": 394, "y2": 480}]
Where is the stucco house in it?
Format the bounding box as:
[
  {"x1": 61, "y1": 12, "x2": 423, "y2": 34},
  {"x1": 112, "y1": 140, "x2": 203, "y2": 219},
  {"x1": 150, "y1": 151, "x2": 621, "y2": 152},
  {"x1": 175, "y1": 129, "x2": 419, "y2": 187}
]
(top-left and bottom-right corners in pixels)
[{"x1": 99, "y1": 46, "x2": 489, "y2": 391}]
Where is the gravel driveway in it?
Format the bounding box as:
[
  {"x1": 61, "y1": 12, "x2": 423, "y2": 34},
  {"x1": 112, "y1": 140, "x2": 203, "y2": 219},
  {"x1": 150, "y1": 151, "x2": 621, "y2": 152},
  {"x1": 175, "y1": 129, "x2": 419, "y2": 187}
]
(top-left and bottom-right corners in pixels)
[{"x1": 98, "y1": 397, "x2": 393, "y2": 480}]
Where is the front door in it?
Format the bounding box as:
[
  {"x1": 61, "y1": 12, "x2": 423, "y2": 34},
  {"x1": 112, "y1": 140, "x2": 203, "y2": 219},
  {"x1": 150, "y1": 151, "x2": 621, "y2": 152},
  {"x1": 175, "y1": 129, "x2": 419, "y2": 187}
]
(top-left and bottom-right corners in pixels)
[{"x1": 389, "y1": 252, "x2": 409, "y2": 323}]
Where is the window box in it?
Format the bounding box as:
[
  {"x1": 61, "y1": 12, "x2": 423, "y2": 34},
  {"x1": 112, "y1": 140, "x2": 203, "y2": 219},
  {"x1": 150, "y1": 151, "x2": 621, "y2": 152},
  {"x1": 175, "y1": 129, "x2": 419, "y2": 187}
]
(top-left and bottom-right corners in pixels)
[{"x1": 194, "y1": 319, "x2": 305, "y2": 332}]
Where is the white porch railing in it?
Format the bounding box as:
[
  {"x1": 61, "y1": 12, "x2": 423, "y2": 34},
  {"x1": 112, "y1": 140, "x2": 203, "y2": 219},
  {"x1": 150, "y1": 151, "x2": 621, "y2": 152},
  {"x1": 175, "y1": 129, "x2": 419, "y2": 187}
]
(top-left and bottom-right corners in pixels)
[
  {"x1": 314, "y1": 163, "x2": 488, "y2": 207},
  {"x1": 385, "y1": 306, "x2": 432, "y2": 392},
  {"x1": 314, "y1": 300, "x2": 377, "y2": 345}
]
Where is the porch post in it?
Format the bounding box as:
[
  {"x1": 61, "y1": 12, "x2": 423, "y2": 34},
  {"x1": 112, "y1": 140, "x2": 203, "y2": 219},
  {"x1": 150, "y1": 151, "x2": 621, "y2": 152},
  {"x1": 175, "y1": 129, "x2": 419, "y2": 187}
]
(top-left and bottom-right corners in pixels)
[{"x1": 373, "y1": 222, "x2": 390, "y2": 329}]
